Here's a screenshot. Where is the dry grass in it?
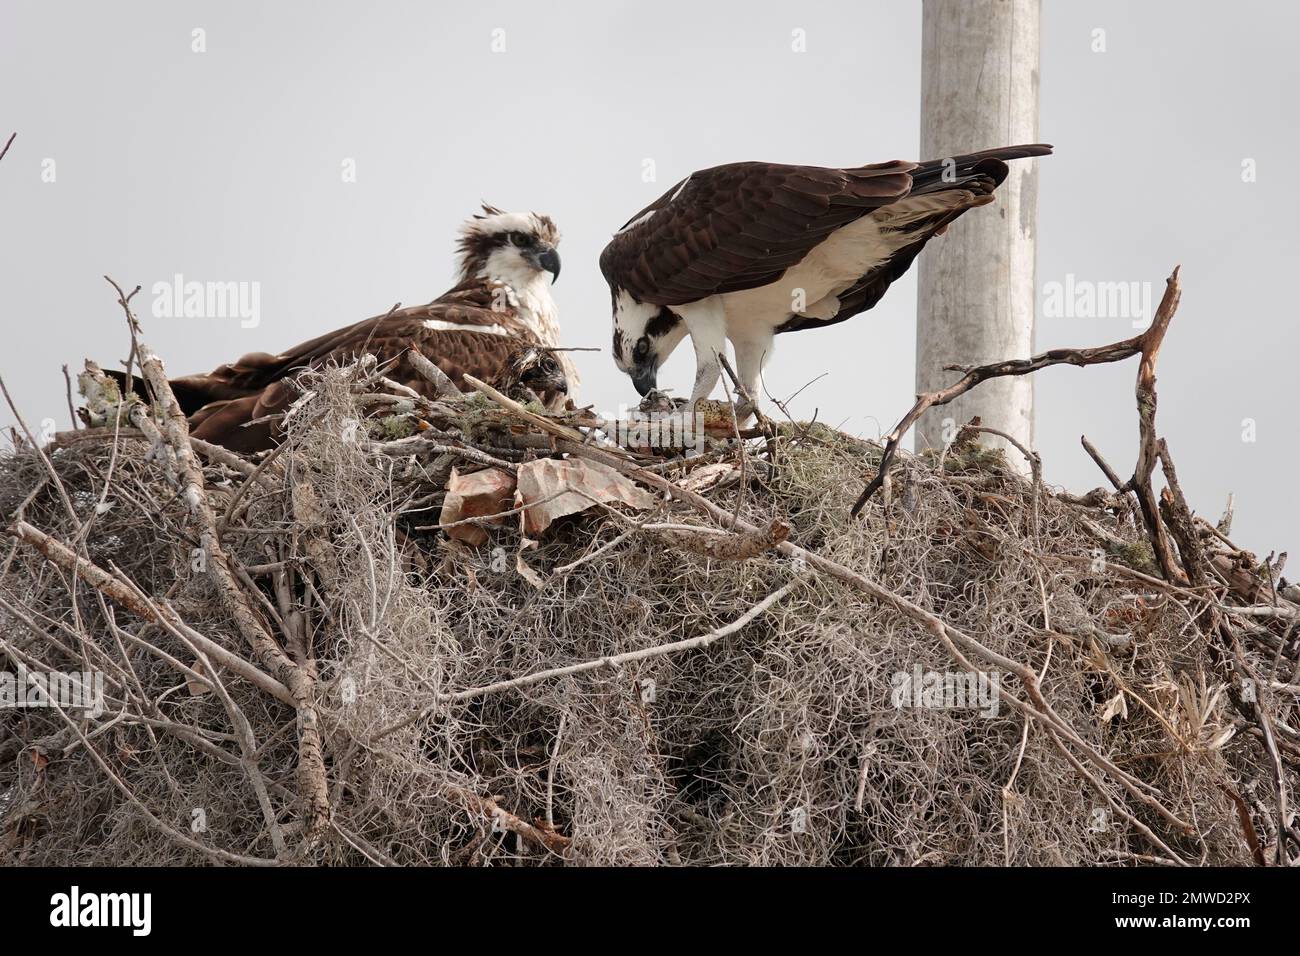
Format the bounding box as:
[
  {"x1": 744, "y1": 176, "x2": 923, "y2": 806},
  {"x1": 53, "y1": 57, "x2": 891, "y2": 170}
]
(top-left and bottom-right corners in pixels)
[{"x1": 0, "y1": 363, "x2": 1293, "y2": 866}]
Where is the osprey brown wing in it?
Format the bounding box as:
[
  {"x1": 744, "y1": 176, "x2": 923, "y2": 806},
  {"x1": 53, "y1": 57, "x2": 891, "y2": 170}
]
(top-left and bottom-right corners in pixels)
[
  {"x1": 109, "y1": 294, "x2": 534, "y2": 416},
  {"x1": 260, "y1": 284, "x2": 529, "y2": 379},
  {"x1": 181, "y1": 328, "x2": 559, "y2": 454},
  {"x1": 105, "y1": 299, "x2": 553, "y2": 452},
  {"x1": 774, "y1": 144, "x2": 1054, "y2": 334},
  {"x1": 599, "y1": 160, "x2": 916, "y2": 306}
]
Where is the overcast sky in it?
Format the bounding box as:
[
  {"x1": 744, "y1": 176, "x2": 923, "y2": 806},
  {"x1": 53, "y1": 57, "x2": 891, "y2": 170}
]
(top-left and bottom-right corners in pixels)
[{"x1": 2, "y1": 0, "x2": 1297, "y2": 556}]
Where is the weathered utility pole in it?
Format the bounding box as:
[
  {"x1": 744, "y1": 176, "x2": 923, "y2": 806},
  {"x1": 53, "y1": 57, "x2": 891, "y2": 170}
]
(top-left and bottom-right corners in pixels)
[{"x1": 917, "y1": 0, "x2": 1042, "y2": 460}]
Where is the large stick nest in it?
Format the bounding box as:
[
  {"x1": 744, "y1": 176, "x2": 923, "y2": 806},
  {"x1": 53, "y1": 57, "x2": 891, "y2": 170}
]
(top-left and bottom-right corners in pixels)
[{"x1": 1, "y1": 303, "x2": 1297, "y2": 866}]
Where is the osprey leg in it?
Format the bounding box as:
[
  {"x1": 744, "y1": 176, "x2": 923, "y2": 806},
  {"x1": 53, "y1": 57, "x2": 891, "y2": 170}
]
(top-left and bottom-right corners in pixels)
[
  {"x1": 678, "y1": 300, "x2": 727, "y2": 404},
  {"x1": 731, "y1": 329, "x2": 773, "y2": 411}
]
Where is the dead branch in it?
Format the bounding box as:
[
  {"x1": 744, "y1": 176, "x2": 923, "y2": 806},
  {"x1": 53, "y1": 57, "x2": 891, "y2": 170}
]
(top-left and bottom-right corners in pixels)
[
  {"x1": 850, "y1": 267, "x2": 1182, "y2": 521},
  {"x1": 4, "y1": 520, "x2": 292, "y2": 706},
  {"x1": 441, "y1": 575, "x2": 805, "y2": 704},
  {"x1": 646, "y1": 517, "x2": 789, "y2": 561},
  {"x1": 407, "y1": 343, "x2": 463, "y2": 400},
  {"x1": 103, "y1": 277, "x2": 332, "y2": 844}
]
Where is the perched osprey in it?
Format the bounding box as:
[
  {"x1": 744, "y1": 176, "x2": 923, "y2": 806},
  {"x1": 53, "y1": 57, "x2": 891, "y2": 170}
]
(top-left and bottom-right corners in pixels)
[
  {"x1": 109, "y1": 206, "x2": 572, "y2": 452},
  {"x1": 601, "y1": 145, "x2": 1052, "y2": 404}
]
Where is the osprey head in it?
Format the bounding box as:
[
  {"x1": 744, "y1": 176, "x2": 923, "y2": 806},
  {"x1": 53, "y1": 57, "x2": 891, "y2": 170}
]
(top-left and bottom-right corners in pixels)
[
  {"x1": 610, "y1": 290, "x2": 688, "y2": 397},
  {"x1": 457, "y1": 205, "x2": 562, "y2": 285},
  {"x1": 501, "y1": 343, "x2": 569, "y2": 402}
]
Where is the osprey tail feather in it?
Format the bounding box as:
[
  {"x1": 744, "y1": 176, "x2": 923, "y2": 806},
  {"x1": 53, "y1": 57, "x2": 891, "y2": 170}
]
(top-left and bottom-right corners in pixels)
[{"x1": 908, "y1": 143, "x2": 1053, "y2": 192}]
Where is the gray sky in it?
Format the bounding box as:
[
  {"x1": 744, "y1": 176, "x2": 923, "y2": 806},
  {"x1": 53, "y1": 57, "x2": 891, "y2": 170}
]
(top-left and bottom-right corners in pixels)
[{"x1": 2, "y1": 0, "x2": 1297, "y2": 556}]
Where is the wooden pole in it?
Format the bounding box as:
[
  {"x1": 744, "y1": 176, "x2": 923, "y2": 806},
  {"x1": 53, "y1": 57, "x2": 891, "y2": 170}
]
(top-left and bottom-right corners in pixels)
[{"x1": 917, "y1": 0, "x2": 1042, "y2": 463}]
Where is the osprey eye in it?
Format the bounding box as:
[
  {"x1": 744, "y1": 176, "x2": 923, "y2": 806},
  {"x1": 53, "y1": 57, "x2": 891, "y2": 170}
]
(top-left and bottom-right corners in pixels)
[
  {"x1": 508, "y1": 231, "x2": 528, "y2": 247},
  {"x1": 634, "y1": 339, "x2": 649, "y2": 358}
]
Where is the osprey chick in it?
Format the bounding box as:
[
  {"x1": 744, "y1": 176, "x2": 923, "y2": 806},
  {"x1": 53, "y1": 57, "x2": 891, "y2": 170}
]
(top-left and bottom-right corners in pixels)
[
  {"x1": 600, "y1": 145, "x2": 1051, "y2": 405},
  {"x1": 494, "y1": 343, "x2": 570, "y2": 406}
]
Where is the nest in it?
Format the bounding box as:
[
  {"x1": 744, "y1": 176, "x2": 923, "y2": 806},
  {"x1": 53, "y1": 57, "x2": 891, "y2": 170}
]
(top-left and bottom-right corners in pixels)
[{"x1": 1, "y1": 292, "x2": 1297, "y2": 866}]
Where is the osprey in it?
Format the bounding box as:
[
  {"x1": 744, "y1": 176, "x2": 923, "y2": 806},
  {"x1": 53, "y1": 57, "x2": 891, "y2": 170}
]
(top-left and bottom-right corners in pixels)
[
  {"x1": 601, "y1": 145, "x2": 1052, "y2": 404},
  {"x1": 108, "y1": 206, "x2": 572, "y2": 452}
]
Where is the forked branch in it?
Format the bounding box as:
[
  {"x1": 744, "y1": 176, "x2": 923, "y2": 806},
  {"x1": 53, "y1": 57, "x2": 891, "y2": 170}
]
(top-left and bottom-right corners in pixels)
[{"x1": 850, "y1": 267, "x2": 1183, "y2": 520}]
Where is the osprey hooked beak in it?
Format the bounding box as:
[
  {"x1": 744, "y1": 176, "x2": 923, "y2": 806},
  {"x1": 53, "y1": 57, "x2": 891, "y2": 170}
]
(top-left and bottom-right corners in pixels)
[
  {"x1": 631, "y1": 365, "x2": 657, "y2": 397},
  {"x1": 529, "y1": 245, "x2": 561, "y2": 284}
]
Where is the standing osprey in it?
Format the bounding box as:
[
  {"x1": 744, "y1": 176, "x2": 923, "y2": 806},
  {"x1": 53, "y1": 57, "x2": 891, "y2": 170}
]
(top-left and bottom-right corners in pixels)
[
  {"x1": 601, "y1": 145, "x2": 1051, "y2": 404},
  {"x1": 108, "y1": 206, "x2": 572, "y2": 452}
]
